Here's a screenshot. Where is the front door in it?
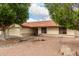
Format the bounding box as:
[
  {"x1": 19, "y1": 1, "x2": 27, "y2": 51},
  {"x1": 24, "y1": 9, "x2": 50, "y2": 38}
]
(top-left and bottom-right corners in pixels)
[
  {"x1": 33, "y1": 28, "x2": 38, "y2": 36},
  {"x1": 41, "y1": 27, "x2": 47, "y2": 34}
]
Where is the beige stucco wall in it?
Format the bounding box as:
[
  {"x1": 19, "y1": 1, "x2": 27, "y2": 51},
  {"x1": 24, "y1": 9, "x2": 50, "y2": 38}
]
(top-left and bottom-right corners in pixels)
[
  {"x1": 67, "y1": 29, "x2": 75, "y2": 36},
  {"x1": 38, "y1": 27, "x2": 59, "y2": 35},
  {"x1": 47, "y1": 27, "x2": 59, "y2": 34},
  {"x1": 20, "y1": 28, "x2": 33, "y2": 36},
  {"x1": 9, "y1": 27, "x2": 33, "y2": 37},
  {"x1": 0, "y1": 27, "x2": 33, "y2": 37},
  {"x1": 0, "y1": 26, "x2": 77, "y2": 38},
  {"x1": 58, "y1": 28, "x2": 75, "y2": 38},
  {"x1": 0, "y1": 31, "x2": 1, "y2": 35},
  {"x1": 75, "y1": 30, "x2": 79, "y2": 37},
  {"x1": 8, "y1": 27, "x2": 22, "y2": 37},
  {"x1": 8, "y1": 27, "x2": 76, "y2": 38},
  {"x1": 38, "y1": 28, "x2": 41, "y2": 35},
  {"x1": 38, "y1": 27, "x2": 75, "y2": 38},
  {"x1": 59, "y1": 28, "x2": 75, "y2": 37}
]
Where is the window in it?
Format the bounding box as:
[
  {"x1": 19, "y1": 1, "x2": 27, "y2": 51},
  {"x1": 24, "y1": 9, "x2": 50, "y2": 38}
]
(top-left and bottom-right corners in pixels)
[
  {"x1": 41, "y1": 27, "x2": 47, "y2": 33},
  {"x1": 59, "y1": 27, "x2": 67, "y2": 34}
]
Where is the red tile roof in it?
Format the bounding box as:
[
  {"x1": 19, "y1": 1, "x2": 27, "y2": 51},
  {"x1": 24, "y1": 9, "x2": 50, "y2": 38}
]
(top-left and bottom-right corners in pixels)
[{"x1": 21, "y1": 20, "x2": 59, "y2": 28}]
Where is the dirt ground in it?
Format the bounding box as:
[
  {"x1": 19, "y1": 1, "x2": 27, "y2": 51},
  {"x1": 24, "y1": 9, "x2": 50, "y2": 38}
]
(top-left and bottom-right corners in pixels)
[{"x1": 0, "y1": 36, "x2": 79, "y2": 56}]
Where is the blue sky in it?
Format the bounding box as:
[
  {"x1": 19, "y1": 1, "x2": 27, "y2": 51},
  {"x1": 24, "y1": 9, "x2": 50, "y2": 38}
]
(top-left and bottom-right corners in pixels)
[
  {"x1": 36, "y1": 3, "x2": 45, "y2": 7},
  {"x1": 28, "y1": 3, "x2": 50, "y2": 22}
]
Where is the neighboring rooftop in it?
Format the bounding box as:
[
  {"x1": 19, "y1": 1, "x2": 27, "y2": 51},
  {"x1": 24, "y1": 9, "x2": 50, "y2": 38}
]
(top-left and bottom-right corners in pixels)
[{"x1": 21, "y1": 20, "x2": 59, "y2": 28}]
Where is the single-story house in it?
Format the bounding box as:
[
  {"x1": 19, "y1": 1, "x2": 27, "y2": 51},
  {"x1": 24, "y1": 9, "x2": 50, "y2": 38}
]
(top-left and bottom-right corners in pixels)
[
  {"x1": 0, "y1": 20, "x2": 79, "y2": 38},
  {"x1": 21, "y1": 20, "x2": 79, "y2": 38}
]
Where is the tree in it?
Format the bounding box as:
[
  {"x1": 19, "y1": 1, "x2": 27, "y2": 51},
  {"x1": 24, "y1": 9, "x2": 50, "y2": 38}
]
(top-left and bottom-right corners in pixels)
[
  {"x1": 8, "y1": 3, "x2": 30, "y2": 37},
  {"x1": 45, "y1": 3, "x2": 78, "y2": 29},
  {"x1": 73, "y1": 10, "x2": 79, "y2": 30},
  {"x1": 0, "y1": 4, "x2": 16, "y2": 40},
  {"x1": 9, "y1": 3, "x2": 29, "y2": 24},
  {"x1": 0, "y1": 3, "x2": 29, "y2": 40}
]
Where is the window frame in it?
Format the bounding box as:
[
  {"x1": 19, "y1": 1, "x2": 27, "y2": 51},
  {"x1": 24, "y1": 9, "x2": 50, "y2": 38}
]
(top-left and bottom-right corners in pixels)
[{"x1": 59, "y1": 27, "x2": 67, "y2": 34}]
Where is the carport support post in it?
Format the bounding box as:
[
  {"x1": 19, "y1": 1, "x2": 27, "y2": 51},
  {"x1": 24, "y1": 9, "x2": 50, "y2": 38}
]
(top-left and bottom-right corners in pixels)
[{"x1": 38, "y1": 28, "x2": 41, "y2": 35}]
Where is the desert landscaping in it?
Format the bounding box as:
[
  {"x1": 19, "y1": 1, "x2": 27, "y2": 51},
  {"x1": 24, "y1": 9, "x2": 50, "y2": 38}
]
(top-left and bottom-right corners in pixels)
[
  {"x1": 0, "y1": 3, "x2": 79, "y2": 56},
  {"x1": 0, "y1": 36, "x2": 78, "y2": 56}
]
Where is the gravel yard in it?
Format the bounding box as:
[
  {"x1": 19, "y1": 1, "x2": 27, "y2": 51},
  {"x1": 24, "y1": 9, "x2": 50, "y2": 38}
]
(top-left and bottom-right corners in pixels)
[{"x1": 0, "y1": 36, "x2": 78, "y2": 56}]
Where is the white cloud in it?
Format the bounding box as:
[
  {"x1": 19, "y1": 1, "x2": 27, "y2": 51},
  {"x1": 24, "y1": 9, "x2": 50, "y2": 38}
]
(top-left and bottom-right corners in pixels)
[
  {"x1": 27, "y1": 17, "x2": 51, "y2": 22},
  {"x1": 28, "y1": 3, "x2": 51, "y2": 22},
  {"x1": 27, "y1": 18, "x2": 38, "y2": 22},
  {"x1": 29, "y1": 4, "x2": 49, "y2": 16}
]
